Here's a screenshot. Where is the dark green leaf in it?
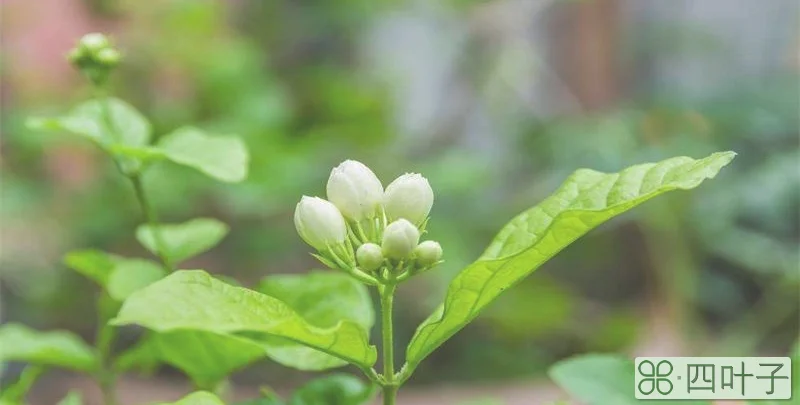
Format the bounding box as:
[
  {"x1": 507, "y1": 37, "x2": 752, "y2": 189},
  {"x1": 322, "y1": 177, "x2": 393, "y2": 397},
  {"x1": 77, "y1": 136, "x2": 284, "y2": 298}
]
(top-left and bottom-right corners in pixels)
[
  {"x1": 112, "y1": 270, "x2": 377, "y2": 369},
  {"x1": 406, "y1": 152, "x2": 735, "y2": 372},
  {"x1": 116, "y1": 330, "x2": 267, "y2": 390},
  {"x1": 289, "y1": 374, "x2": 376, "y2": 405},
  {"x1": 135, "y1": 218, "x2": 229, "y2": 264},
  {"x1": 257, "y1": 272, "x2": 374, "y2": 370},
  {"x1": 0, "y1": 323, "x2": 96, "y2": 372},
  {"x1": 158, "y1": 127, "x2": 248, "y2": 182}
]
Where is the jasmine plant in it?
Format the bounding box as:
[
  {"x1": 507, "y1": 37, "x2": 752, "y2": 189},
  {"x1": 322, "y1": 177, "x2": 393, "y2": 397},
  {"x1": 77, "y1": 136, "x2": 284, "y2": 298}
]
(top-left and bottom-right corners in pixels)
[{"x1": 1, "y1": 31, "x2": 740, "y2": 405}]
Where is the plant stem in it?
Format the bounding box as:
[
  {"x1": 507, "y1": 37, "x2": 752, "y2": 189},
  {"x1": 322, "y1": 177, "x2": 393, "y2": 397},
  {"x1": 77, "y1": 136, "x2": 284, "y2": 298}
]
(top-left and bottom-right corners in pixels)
[
  {"x1": 129, "y1": 174, "x2": 174, "y2": 272},
  {"x1": 95, "y1": 323, "x2": 118, "y2": 405},
  {"x1": 380, "y1": 283, "x2": 398, "y2": 405}
]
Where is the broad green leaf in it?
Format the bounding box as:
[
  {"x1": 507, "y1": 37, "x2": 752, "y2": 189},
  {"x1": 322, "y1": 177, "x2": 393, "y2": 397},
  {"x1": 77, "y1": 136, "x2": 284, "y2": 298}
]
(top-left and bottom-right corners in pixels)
[
  {"x1": 257, "y1": 272, "x2": 374, "y2": 370},
  {"x1": 136, "y1": 218, "x2": 229, "y2": 264},
  {"x1": 155, "y1": 391, "x2": 224, "y2": 405},
  {"x1": 406, "y1": 152, "x2": 735, "y2": 372},
  {"x1": 157, "y1": 127, "x2": 248, "y2": 182},
  {"x1": 289, "y1": 374, "x2": 376, "y2": 405},
  {"x1": 27, "y1": 98, "x2": 150, "y2": 147},
  {"x1": 56, "y1": 391, "x2": 83, "y2": 405},
  {"x1": 112, "y1": 270, "x2": 377, "y2": 369},
  {"x1": 0, "y1": 323, "x2": 96, "y2": 372},
  {"x1": 548, "y1": 354, "x2": 708, "y2": 405},
  {"x1": 116, "y1": 330, "x2": 267, "y2": 390},
  {"x1": 64, "y1": 250, "x2": 165, "y2": 301}
]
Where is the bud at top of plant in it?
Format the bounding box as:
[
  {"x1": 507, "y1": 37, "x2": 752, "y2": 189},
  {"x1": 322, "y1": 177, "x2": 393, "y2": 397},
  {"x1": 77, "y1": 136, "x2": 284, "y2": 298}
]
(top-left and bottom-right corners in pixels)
[
  {"x1": 414, "y1": 240, "x2": 442, "y2": 267},
  {"x1": 95, "y1": 48, "x2": 121, "y2": 67},
  {"x1": 383, "y1": 173, "x2": 433, "y2": 225},
  {"x1": 356, "y1": 243, "x2": 383, "y2": 272},
  {"x1": 294, "y1": 196, "x2": 347, "y2": 251},
  {"x1": 381, "y1": 219, "x2": 420, "y2": 260},
  {"x1": 79, "y1": 33, "x2": 110, "y2": 53},
  {"x1": 326, "y1": 160, "x2": 384, "y2": 221}
]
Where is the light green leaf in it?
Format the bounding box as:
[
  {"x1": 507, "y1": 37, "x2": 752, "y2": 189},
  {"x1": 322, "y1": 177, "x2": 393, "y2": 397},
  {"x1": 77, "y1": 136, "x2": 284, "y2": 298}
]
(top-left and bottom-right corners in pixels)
[
  {"x1": 257, "y1": 272, "x2": 374, "y2": 370},
  {"x1": 406, "y1": 152, "x2": 735, "y2": 372},
  {"x1": 112, "y1": 270, "x2": 377, "y2": 369},
  {"x1": 27, "y1": 98, "x2": 151, "y2": 147},
  {"x1": 548, "y1": 354, "x2": 708, "y2": 405},
  {"x1": 157, "y1": 127, "x2": 248, "y2": 182},
  {"x1": 116, "y1": 330, "x2": 267, "y2": 390},
  {"x1": 136, "y1": 218, "x2": 229, "y2": 264},
  {"x1": 64, "y1": 250, "x2": 165, "y2": 301},
  {"x1": 0, "y1": 323, "x2": 96, "y2": 372},
  {"x1": 155, "y1": 391, "x2": 224, "y2": 405},
  {"x1": 56, "y1": 391, "x2": 83, "y2": 405},
  {"x1": 289, "y1": 374, "x2": 376, "y2": 405}
]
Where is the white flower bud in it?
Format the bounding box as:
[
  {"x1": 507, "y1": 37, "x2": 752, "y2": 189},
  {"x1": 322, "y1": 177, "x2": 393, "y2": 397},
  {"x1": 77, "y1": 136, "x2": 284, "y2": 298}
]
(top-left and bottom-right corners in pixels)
[
  {"x1": 294, "y1": 196, "x2": 347, "y2": 250},
  {"x1": 80, "y1": 33, "x2": 110, "y2": 53},
  {"x1": 414, "y1": 240, "x2": 442, "y2": 266},
  {"x1": 383, "y1": 173, "x2": 433, "y2": 225},
  {"x1": 356, "y1": 243, "x2": 383, "y2": 272},
  {"x1": 381, "y1": 219, "x2": 420, "y2": 260},
  {"x1": 326, "y1": 160, "x2": 384, "y2": 221}
]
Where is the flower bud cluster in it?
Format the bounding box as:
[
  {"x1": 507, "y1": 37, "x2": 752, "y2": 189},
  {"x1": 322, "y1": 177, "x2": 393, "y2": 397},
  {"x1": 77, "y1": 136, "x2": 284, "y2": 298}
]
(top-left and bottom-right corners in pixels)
[
  {"x1": 67, "y1": 33, "x2": 122, "y2": 86},
  {"x1": 294, "y1": 160, "x2": 442, "y2": 283}
]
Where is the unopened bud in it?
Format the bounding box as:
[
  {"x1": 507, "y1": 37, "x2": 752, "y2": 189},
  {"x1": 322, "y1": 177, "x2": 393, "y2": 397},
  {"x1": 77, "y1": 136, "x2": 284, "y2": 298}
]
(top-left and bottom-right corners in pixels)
[
  {"x1": 294, "y1": 196, "x2": 347, "y2": 251},
  {"x1": 414, "y1": 240, "x2": 442, "y2": 267},
  {"x1": 327, "y1": 160, "x2": 384, "y2": 221},
  {"x1": 381, "y1": 219, "x2": 420, "y2": 260},
  {"x1": 96, "y1": 48, "x2": 121, "y2": 66},
  {"x1": 356, "y1": 243, "x2": 383, "y2": 272},
  {"x1": 383, "y1": 173, "x2": 433, "y2": 225},
  {"x1": 79, "y1": 33, "x2": 110, "y2": 53}
]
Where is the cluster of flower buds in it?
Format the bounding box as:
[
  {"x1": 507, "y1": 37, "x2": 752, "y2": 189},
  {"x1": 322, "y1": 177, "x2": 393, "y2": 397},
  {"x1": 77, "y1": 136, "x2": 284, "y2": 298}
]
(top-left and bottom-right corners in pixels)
[
  {"x1": 294, "y1": 160, "x2": 443, "y2": 283},
  {"x1": 66, "y1": 33, "x2": 122, "y2": 86}
]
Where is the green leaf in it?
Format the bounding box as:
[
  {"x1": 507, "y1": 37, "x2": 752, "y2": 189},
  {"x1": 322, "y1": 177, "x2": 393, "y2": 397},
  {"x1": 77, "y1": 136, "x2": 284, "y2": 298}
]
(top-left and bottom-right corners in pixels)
[
  {"x1": 257, "y1": 272, "x2": 374, "y2": 370},
  {"x1": 56, "y1": 391, "x2": 83, "y2": 405},
  {"x1": 406, "y1": 152, "x2": 735, "y2": 372},
  {"x1": 0, "y1": 323, "x2": 96, "y2": 372},
  {"x1": 548, "y1": 354, "x2": 708, "y2": 405},
  {"x1": 289, "y1": 374, "x2": 376, "y2": 405},
  {"x1": 157, "y1": 127, "x2": 249, "y2": 182},
  {"x1": 112, "y1": 270, "x2": 377, "y2": 369},
  {"x1": 135, "y1": 218, "x2": 229, "y2": 264},
  {"x1": 0, "y1": 366, "x2": 45, "y2": 402},
  {"x1": 155, "y1": 391, "x2": 225, "y2": 405},
  {"x1": 116, "y1": 330, "x2": 267, "y2": 390},
  {"x1": 27, "y1": 98, "x2": 151, "y2": 147},
  {"x1": 64, "y1": 250, "x2": 165, "y2": 301}
]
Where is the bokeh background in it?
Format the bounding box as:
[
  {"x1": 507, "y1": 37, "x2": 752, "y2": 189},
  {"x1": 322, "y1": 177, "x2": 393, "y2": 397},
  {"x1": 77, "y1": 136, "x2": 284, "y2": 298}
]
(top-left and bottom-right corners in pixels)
[{"x1": 1, "y1": 0, "x2": 798, "y2": 403}]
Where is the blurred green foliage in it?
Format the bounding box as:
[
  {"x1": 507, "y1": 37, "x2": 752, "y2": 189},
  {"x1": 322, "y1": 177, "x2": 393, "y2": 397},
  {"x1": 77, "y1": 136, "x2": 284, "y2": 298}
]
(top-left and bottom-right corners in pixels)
[{"x1": 1, "y1": 0, "x2": 797, "y2": 393}]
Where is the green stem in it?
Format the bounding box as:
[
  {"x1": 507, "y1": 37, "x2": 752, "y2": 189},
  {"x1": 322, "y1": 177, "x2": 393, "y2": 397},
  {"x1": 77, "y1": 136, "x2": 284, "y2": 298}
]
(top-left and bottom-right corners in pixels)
[
  {"x1": 129, "y1": 174, "x2": 174, "y2": 272},
  {"x1": 94, "y1": 294, "x2": 119, "y2": 405},
  {"x1": 380, "y1": 283, "x2": 398, "y2": 405}
]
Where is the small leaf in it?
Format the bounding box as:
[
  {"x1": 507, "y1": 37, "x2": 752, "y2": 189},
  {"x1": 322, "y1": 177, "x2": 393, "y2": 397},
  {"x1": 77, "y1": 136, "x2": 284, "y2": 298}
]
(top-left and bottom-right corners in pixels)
[
  {"x1": 0, "y1": 323, "x2": 96, "y2": 372},
  {"x1": 405, "y1": 152, "x2": 735, "y2": 372},
  {"x1": 135, "y1": 218, "x2": 229, "y2": 264},
  {"x1": 27, "y1": 98, "x2": 150, "y2": 147},
  {"x1": 116, "y1": 330, "x2": 267, "y2": 390},
  {"x1": 64, "y1": 250, "x2": 165, "y2": 301},
  {"x1": 155, "y1": 392, "x2": 225, "y2": 405},
  {"x1": 56, "y1": 391, "x2": 83, "y2": 405},
  {"x1": 289, "y1": 374, "x2": 376, "y2": 405},
  {"x1": 112, "y1": 270, "x2": 377, "y2": 369},
  {"x1": 157, "y1": 127, "x2": 249, "y2": 182},
  {"x1": 257, "y1": 272, "x2": 374, "y2": 370},
  {"x1": 548, "y1": 354, "x2": 709, "y2": 405}
]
